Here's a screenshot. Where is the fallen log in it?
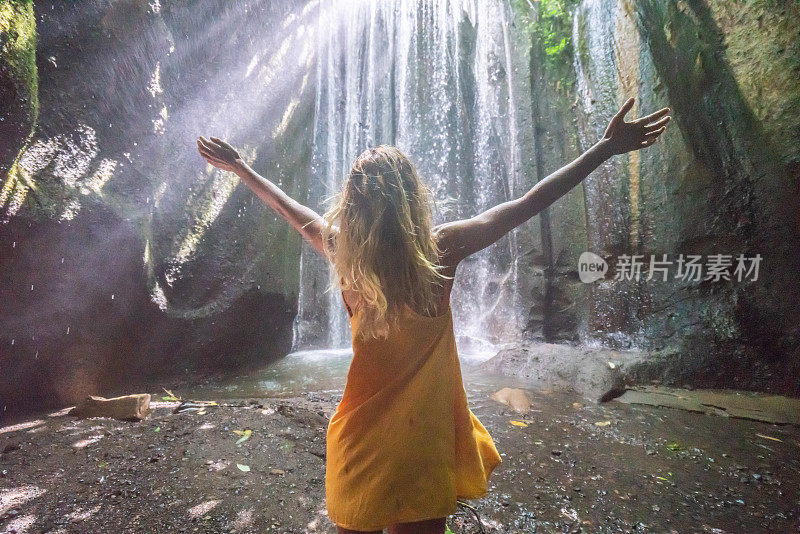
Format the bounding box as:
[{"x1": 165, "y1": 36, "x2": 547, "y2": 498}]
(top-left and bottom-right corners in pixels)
[{"x1": 68, "y1": 394, "x2": 152, "y2": 421}]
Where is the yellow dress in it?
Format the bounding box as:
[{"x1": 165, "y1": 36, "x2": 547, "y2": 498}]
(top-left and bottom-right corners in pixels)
[{"x1": 325, "y1": 296, "x2": 502, "y2": 531}]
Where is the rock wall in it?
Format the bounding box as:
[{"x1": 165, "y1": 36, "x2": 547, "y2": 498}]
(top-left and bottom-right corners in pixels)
[
  {"x1": 513, "y1": 0, "x2": 800, "y2": 394},
  {"x1": 0, "y1": 0, "x2": 316, "y2": 420}
]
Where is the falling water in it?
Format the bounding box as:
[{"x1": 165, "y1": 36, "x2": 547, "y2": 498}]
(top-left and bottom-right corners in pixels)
[
  {"x1": 572, "y1": 0, "x2": 660, "y2": 347},
  {"x1": 292, "y1": 0, "x2": 529, "y2": 352}
]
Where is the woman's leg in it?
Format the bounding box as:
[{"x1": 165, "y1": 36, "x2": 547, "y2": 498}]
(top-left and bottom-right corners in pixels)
[
  {"x1": 387, "y1": 517, "x2": 447, "y2": 534},
  {"x1": 336, "y1": 526, "x2": 383, "y2": 534}
]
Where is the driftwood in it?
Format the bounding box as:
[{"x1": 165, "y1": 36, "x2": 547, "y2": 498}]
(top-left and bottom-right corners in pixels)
[{"x1": 68, "y1": 394, "x2": 152, "y2": 421}]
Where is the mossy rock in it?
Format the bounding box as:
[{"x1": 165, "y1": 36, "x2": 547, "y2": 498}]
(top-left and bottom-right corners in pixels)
[{"x1": 0, "y1": 0, "x2": 38, "y2": 173}]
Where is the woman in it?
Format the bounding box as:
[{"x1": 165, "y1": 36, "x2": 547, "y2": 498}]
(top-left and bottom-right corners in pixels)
[{"x1": 197, "y1": 96, "x2": 670, "y2": 533}]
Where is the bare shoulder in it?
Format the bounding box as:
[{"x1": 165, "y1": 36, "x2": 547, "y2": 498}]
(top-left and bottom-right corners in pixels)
[
  {"x1": 432, "y1": 221, "x2": 464, "y2": 268},
  {"x1": 432, "y1": 221, "x2": 465, "y2": 268}
]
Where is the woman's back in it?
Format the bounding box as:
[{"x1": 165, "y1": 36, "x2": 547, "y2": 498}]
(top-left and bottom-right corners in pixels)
[{"x1": 325, "y1": 291, "x2": 502, "y2": 531}]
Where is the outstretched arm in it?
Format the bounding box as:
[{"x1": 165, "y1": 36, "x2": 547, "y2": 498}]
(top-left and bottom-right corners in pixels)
[
  {"x1": 434, "y1": 98, "x2": 670, "y2": 265},
  {"x1": 196, "y1": 136, "x2": 333, "y2": 257}
]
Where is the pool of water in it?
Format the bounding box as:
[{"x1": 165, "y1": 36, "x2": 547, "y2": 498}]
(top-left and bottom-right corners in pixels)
[{"x1": 184, "y1": 346, "x2": 525, "y2": 400}]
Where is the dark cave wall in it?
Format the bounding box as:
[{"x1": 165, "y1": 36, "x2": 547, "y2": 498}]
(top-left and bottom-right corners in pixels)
[{"x1": 0, "y1": 0, "x2": 317, "y2": 421}]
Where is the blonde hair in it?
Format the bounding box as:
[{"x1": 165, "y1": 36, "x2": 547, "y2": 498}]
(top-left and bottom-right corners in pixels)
[{"x1": 321, "y1": 146, "x2": 452, "y2": 339}]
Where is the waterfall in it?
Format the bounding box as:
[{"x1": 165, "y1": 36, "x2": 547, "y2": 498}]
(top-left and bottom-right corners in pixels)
[
  {"x1": 572, "y1": 0, "x2": 653, "y2": 346},
  {"x1": 292, "y1": 0, "x2": 530, "y2": 352}
]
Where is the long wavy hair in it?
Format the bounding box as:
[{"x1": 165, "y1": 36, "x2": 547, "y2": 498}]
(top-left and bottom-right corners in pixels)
[{"x1": 321, "y1": 146, "x2": 452, "y2": 339}]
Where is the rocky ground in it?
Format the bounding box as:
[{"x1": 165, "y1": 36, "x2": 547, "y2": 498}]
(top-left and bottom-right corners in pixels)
[{"x1": 1, "y1": 380, "x2": 799, "y2": 533}]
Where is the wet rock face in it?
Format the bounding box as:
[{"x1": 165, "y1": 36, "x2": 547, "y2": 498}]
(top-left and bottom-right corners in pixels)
[
  {"x1": 0, "y1": 0, "x2": 313, "y2": 420},
  {"x1": 477, "y1": 342, "x2": 641, "y2": 403},
  {"x1": 0, "y1": 208, "x2": 295, "y2": 418},
  {"x1": 513, "y1": 0, "x2": 800, "y2": 394}
]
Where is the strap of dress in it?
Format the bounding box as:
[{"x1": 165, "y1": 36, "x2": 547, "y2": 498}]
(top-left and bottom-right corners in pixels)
[
  {"x1": 339, "y1": 276, "x2": 355, "y2": 319},
  {"x1": 341, "y1": 290, "x2": 353, "y2": 318}
]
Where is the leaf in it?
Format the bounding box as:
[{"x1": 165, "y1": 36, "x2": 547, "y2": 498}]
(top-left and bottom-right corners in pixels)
[
  {"x1": 655, "y1": 476, "x2": 669, "y2": 481},
  {"x1": 756, "y1": 433, "x2": 783, "y2": 443},
  {"x1": 510, "y1": 420, "x2": 528, "y2": 427},
  {"x1": 161, "y1": 388, "x2": 181, "y2": 402},
  {"x1": 236, "y1": 464, "x2": 250, "y2": 472},
  {"x1": 594, "y1": 420, "x2": 612, "y2": 427},
  {"x1": 154, "y1": 427, "x2": 160, "y2": 432},
  {"x1": 445, "y1": 528, "x2": 454, "y2": 534},
  {"x1": 667, "y1": 442, "x2": 683, "y2": 451},
  {"x1": 234, "y1": 429, "x2": 252, "y2": 445}
]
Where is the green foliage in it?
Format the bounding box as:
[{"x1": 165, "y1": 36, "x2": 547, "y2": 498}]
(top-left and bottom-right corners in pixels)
[
  {"x1": 535, "y1": 0, "x2": 574, "y2": 61},
  {"x1": 511, "y1": 0, "x2": 580, "y2": 91},
  {"x1": 0, "y1": 0, "x2": 39, "y2": 125}
]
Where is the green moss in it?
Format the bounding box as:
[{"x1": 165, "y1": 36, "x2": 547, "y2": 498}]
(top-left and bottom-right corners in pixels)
[
  {"x1": 735, "y1": 0, "x2": 794, "y2": 6},
  {"x1": 0, "y1": 0, "x2": 39, "y2": 127},
  {"x1": 706, "y1": 0, "x2": 800, "y2": 167},
  {"x1": 511, "y1": 0, "x2": 579, "y2": 91}
]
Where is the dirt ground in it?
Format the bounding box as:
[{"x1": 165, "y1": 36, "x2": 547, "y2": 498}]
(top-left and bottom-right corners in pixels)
[{"x1": 1, "y1": 382, "x2": 799, "y2": 533}]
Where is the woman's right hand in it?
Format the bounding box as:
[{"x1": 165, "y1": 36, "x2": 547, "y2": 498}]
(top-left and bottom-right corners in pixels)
[
  {"x1": 601, "y1": 97, "x2": 671, "y2": 156},
  {"x1": 196, "y1": 136, "x2": 243, "y2": 173}
]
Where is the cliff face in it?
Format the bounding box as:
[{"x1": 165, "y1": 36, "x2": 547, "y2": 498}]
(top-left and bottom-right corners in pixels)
[
  {"x1": 0, "y1": 0, "x2": 315, "y2": 418},
  {"x1": 514, "y1": 0, "x2": 799, "y2": 393}
]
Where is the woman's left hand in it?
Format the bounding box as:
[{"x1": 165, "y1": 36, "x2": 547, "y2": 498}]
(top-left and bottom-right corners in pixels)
[
  {"x1": 197, "y1": 136, "x2": 243, "y2": 173},
  {"x1": 601, "y1": 97, "x2": 671, "y2": 156}
]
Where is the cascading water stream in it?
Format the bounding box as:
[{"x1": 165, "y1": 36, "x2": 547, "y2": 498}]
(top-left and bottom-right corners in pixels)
[
  {"x1": 292, "y1": 0, "x2": 530, "y2": 353},
  {"x1": 572, "y1": 0, "x2": 657, "y2": 346}
]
